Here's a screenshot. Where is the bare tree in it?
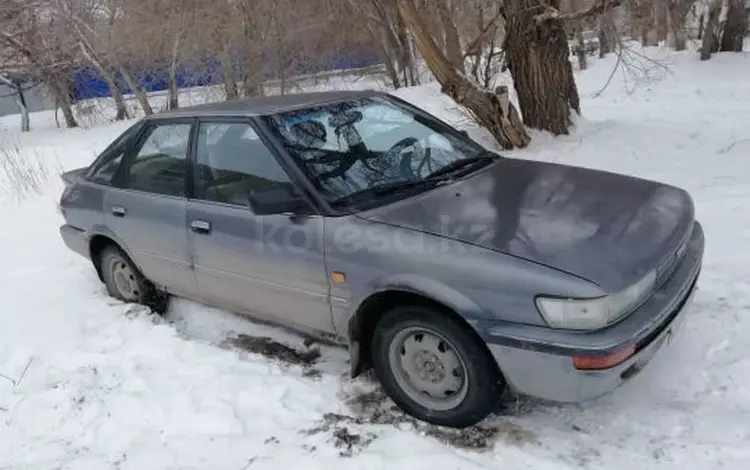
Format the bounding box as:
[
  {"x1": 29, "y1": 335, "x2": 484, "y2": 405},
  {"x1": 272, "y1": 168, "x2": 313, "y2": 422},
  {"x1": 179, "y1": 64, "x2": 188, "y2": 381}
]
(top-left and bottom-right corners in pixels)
[
  {"x1": 349, "y1": 0, "x2": 419, "y2": 89},
  {"x1": 0, "y1": 74, "x2": 30, "y2": 131},
  {"x1": 53, "y1": 0, "x2": 131, "y2": 120},
  {"x1": 165, "y1": 0, "x2": 192, "y2": 109},
  {"x1": 655, "y1": 0, "x2": 669, "y2": 42},
  {"x1": 666, "y1": 0, "x2": 690, "y2": 50},
  {"x1": 569, "y1": 0, "x2": 588, "y2": 70},
  {"x1": 699, "y1": 0, "x2": 746, "y2": 59},
  {"x1": 397, "y1": 0, "x2": 530, "y2": 148},
  {"x1": 718, "y1": 0, "x2": 748, "y2": 51},
  {"x1": 1, "y1": 0, "x2": 79, "y2": 127}
]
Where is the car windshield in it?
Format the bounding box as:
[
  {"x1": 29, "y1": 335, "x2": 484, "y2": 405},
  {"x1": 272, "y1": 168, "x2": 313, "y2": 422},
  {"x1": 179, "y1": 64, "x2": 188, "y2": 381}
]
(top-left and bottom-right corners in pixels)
[{"x1": 261, "y1": 97, "x2": 492, "y2": 207}]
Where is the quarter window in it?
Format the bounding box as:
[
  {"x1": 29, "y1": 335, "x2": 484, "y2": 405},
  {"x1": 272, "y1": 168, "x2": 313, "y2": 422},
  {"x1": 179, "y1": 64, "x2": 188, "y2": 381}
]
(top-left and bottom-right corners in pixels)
[
  {"x1": 194, "y1": 122, "x2": 292, "y2": 206},
  {"x1": 127, "y1": 123, "x2": 191, "y2": 197},
  {"x1": 88, "y1": 123, "x2": 143, "y2": 184},
  {"x1": 90, "y1": 151, "x2": 125, "y2": 184}
]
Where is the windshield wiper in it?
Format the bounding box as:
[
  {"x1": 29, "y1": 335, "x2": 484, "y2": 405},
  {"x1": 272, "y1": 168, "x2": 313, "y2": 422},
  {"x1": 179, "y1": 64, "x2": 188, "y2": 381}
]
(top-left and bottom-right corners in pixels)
[
  {"x1": 331, "y1": 178, "x2": 447, "y2": 207},
  {"x1": 425, "y1": 153, "x2": 498, "y2": 180}
]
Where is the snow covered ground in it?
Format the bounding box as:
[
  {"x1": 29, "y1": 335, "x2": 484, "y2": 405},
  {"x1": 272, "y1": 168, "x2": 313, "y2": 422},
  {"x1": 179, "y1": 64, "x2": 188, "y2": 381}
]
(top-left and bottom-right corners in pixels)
[{"x1": 1, "y1": 45, "x2": 749, "y2": 469}]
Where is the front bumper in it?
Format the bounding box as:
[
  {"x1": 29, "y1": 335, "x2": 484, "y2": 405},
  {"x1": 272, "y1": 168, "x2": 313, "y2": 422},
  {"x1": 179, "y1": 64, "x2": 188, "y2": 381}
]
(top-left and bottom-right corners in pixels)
[{"x1": 485, "y1": 221, "x2": 704, "y2": 403}]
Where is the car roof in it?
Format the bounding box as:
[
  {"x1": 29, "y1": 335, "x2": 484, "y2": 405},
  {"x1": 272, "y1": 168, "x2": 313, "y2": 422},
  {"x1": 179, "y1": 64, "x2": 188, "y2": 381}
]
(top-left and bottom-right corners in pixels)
[{"x1": 148, "y1": 89, "x2": 384, "y2": 119}]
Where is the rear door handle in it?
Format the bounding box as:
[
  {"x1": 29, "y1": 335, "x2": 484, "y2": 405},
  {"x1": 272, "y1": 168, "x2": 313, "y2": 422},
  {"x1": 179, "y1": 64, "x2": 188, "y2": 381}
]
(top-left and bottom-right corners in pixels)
[
  {"x1": 111, "y1": 206, "x2": 126, "y2": 217},
  {"x1": 190, "y1": 220, "x2": 211, "y2": 234}
]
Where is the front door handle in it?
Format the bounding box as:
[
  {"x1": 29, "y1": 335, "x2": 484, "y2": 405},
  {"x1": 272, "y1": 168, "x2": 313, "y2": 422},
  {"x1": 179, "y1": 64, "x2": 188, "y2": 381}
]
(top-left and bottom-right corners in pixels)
[
  {"x1": 111, "y1": 206, "x2": 126, "y2": 217},
  {"x1": 190, "y1": 220, "x2": 211, "y2": 234}
]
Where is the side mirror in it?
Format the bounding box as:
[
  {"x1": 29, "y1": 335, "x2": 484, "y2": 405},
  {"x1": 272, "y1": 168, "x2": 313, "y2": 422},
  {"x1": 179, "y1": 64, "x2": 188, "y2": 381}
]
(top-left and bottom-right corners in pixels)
[
  {"x1": 458, "y1": 129, "x2": 470, "y2": 139},
  {"x1": 248, "y1": 186, "x2": 308, "y2": 216}
]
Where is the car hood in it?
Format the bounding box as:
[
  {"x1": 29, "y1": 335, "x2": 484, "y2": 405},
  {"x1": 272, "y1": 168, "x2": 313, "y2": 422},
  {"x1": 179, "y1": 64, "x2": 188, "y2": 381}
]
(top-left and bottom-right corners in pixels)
[{"x1": 357, "y1": 157, "x2": 695, "y2": 293}]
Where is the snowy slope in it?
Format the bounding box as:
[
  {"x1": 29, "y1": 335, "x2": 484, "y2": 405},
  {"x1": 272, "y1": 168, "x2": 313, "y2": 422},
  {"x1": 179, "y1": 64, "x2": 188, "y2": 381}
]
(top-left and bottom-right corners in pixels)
[{"x1": 1, "y1": 46, "x2": 749, "y2": 469}]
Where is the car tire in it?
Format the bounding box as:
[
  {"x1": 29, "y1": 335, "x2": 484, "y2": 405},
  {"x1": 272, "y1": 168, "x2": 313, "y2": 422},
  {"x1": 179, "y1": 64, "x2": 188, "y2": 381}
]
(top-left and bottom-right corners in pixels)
[
  {"x1": 370, "y1": 305, "x2": 505, "y2": 428},
  {"x1": 99, "y1": 245, "x2": 169, "y2": 315}
]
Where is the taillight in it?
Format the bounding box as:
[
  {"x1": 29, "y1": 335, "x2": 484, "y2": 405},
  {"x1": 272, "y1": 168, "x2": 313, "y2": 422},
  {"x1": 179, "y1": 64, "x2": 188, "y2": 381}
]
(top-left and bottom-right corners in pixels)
[{"x1": 58, "y1": 187, "x2": 72, "y2": 216}]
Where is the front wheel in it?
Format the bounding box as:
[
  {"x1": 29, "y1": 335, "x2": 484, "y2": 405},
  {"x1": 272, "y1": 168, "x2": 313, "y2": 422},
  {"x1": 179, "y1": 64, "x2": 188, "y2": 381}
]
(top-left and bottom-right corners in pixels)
[
  {"x1": 370, "y1": 305, "x2": 505, "y2": 428},
  {"x1": 99, "y1": 246, "x2": 169, "y2": 314}
]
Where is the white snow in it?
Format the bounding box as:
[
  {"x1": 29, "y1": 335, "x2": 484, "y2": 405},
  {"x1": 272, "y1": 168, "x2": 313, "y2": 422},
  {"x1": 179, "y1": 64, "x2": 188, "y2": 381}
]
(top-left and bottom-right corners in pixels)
[{"x1": 2, "y1": 45, "x2": 750, "y2": 469}]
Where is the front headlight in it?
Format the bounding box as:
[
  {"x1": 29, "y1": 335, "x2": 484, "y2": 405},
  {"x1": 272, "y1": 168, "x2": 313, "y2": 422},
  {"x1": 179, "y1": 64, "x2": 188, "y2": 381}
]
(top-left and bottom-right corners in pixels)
[{"x1": 536, "y1": 270, "x2": 656, "y2": 330}]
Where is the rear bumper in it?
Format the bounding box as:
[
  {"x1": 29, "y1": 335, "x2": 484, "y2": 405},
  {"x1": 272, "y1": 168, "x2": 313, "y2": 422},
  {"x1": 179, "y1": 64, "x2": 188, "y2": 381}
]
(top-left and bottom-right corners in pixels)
[
  {"x1": 485, "y1": 221, "x2": 704, "y2": 403},
  {"x1": 60, "y1": 224, "x2": 89, "y2": 259}
]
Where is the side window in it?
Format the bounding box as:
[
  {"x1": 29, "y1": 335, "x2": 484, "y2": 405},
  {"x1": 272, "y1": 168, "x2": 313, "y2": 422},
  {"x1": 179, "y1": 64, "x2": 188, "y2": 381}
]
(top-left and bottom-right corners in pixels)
[
  {"x1": 126, "y1": 123, "x2": 191, "y2": 197},
  {"x1": 194, "y1": 122, "x2": 292, "y2": 206}
]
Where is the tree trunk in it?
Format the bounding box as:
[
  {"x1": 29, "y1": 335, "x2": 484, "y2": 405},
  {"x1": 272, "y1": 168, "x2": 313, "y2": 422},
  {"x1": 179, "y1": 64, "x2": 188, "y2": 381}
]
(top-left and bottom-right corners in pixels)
[
  {"x1": 16, "y1": 88, "x2": 30, "y2": 132},
  {"x1": 394, "y1": 12, "x2": 418, "y2": 86},
  {"x1": 396, "y1": 0, "x2": 530, "y2": 148},
  {"x1": 667, "y1": 0, "x2": 687, "y2": 51},
  {"x1": 119, "y1": 67, "x2": 153, "y2": 115},
  {"x1": 240, "y1": 2, "x2": 263, "y2": 98},
  {"x1": 219, "y1": 42, "x2": 239, "y2": 100},
  {"x1": 598, "y1": 11, "x2": 612, "y2": 58},
  {"x1": 639, "y1": 2, "x2": 650, "y2": 46},
  {"x1": 0, "y1": 75, "x2": 30, "y2": 131},
  {"x1": 77, "y1": 42, "x2": 129, "y2": 120},
  {"x1": 436, "y1": 0, "x2": 464, "y2": 72},
  {"x1": 406, "y1": 35, "x2": 420, "y2": 85},
  {"x1": 95, "y1": 65, "x2": 128, "y2": 120},
  {"x1": 379, "y1": 40, "x2": 402, "y2": 88},
  {"x1": 168, "y1": 31, "x2": 181, "y2": 110},
  {"x1": 104, "y1": 71, "x2": 129, "y2": 121},
  {"x1": 167, "y1": 68, "x2": 179, "y2": 110},
  {"x1": 656, "y1": 1, "x2": 669, "y2": 42},
  {"x1": 636, "y1": 1, "x2": 657, "y2": 46},
  {"x1": 168, "y1": 5, "x2": 188, "y2": 111},
  {"x1": 503, "y1": 0, "x2": 580, "y2": 135},
  {"x1": 719, "y1": 0, "x2": 748, "y2": 51},
  {"x1": 574, "y1": 25, "x2": 587, "y2": 70},
  {"x1": 714, "y1": 0, "x2": 730, "y2": 52},
  {"x1": 49, "y1": 77, "x2": 78, "y2": 128},
  {"x1": 700, "y1": 0, "x2": 721, "y2": 59},
  {"x1": 569, "y1": 0, "x2": 586, "y2": 69}
]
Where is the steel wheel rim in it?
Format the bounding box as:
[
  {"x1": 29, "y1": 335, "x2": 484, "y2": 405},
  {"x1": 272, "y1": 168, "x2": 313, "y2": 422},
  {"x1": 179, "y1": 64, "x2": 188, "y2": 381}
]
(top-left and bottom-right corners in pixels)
[
  {"x1": 111, "y1": 260, "x2": 139, "y2": 302},
  {"x1": 387, "y1": 326, "x2": 469, "y2": 411}
]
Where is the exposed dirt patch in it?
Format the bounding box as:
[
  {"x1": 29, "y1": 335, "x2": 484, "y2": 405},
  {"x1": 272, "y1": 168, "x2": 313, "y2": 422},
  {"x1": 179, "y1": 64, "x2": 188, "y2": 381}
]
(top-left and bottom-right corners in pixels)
[
  {"x1": 302, "y1": 412, "x2": 378, "y2": 457},
  {"x1": 229, "y1": 334, "x2": 321, "y2": 365},
  {"x1": 332, "y1": 426, "x2": 377, "y2": 457},
  {"x1": 425, "y1": 420, "x2": 538, "y2": 449},
  {"x1": 226, "y1": 334, "x2": 322, "y2": 377},
  {"x1": 343, "y1": 387, "x2": 411, "y2": 426},
  {"x1": 304, "y1": 379, "x2": 538, "y2": 455}
]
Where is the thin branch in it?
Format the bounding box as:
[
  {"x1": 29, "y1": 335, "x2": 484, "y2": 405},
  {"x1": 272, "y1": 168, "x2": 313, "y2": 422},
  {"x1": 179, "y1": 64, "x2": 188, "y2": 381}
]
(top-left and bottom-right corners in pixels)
[{"x1": 593, "y1": 42, "x2": 624, "y2": 97}]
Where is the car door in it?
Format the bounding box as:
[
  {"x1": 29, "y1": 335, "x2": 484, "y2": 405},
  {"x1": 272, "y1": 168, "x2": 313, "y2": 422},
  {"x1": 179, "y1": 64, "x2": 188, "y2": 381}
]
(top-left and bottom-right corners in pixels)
[
  {"x1": 104, "y1": 118, "x2": 197, "y2": 295},
  {"x1": 186, "y1": 118, "x2": 334, "y2": 334}
]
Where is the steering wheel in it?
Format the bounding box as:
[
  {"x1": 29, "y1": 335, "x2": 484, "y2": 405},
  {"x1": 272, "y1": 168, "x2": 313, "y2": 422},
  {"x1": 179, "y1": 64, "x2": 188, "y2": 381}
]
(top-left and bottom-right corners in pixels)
[{"x1": 386, "y1": 137, "x2": 433, "y2": 180}]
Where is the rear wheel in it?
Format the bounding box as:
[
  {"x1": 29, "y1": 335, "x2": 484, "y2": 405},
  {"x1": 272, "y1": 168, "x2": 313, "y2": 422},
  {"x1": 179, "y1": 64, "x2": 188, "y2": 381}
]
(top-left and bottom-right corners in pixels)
[
  {"x1": 370, "y1": 305, "x2": 505, "y2": 428},
  {"x1": 99, "y1": 246, "x2": 169, "y2": 314}
]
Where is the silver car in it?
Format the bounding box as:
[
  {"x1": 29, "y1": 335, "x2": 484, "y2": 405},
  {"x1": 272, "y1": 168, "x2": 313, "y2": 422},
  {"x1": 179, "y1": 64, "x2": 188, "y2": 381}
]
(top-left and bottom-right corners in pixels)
[{"x1": 59, "y1": 90, "x2": 704, "y2": 428}]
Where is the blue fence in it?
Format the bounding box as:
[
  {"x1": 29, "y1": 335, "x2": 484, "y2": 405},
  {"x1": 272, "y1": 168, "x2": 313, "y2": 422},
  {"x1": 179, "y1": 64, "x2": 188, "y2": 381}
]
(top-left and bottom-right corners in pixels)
[{"x1": 70, "y1": 52, "x2": 382, "y2": 101}]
